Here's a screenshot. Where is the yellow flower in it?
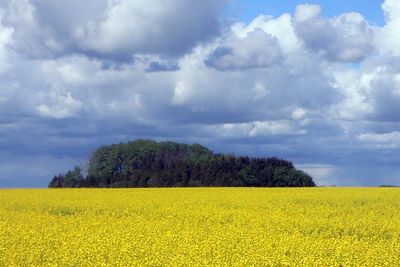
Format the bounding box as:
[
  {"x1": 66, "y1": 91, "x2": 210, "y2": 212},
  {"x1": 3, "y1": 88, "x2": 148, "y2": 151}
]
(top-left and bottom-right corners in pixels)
[{"x1": 0, "y1": 188, "x2": 399, "y2": 266}]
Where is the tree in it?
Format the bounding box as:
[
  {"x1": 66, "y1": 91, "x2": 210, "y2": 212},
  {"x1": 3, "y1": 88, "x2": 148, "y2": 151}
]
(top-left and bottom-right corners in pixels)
[
  {"x1": 49, "y1": 139, "x2": 316, "y2": 188},
  {"x1": 49, "y1": 166, "x2": 84, "y2": 188}
]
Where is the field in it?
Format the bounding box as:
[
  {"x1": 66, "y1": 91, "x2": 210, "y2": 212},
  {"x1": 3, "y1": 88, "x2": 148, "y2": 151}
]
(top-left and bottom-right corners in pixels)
[{"x1": 1, "y1": 188, "x2": 400, "y2": 266}]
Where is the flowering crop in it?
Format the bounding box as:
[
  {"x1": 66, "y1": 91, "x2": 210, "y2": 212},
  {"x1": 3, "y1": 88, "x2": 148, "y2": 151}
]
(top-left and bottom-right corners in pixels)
[{"x1": 1, "y1": 188, "x2": 400, "y2": 266}]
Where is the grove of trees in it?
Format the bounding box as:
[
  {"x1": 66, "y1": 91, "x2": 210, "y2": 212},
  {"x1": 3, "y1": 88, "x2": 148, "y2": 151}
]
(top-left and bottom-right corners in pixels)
[{"x1": 49, "y1": 139, "x2": 315, "y2": 188}]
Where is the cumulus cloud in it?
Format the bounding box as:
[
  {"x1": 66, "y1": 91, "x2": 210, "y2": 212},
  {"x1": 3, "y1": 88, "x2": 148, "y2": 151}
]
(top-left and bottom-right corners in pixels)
[
  {"x1": 205, "y1": 29, "x2": 282, "y2": 70},
  {"x1": 381, "y1": 0, "x2": 400, "y2": 22},
  {"x1": 233, "y1": 13, "x2": 301, "y2": 54},
  {"x1": 2, "y1": 0, "x2": 227, "y2": 59},
  {"x1": 80, "y1": 0, "x2": 227, "y2": 57},
  {"x1": 294, "y1": 4, "x2": 374, "y2": 62},
  {"x1": 333, "y1": 55, "x2": 400, "y2": 122},
  {"x1": 376, "y1": 0, "x2": 400, "y2": 55}
]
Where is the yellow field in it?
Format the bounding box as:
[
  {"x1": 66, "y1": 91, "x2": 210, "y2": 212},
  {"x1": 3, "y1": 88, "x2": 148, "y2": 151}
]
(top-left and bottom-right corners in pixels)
[{"x1": 1, "y1": 188, "x2": 400, "y2": 266}]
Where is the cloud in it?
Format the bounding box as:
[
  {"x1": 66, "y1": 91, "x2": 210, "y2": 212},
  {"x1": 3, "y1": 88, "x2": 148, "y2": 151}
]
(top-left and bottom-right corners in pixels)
[
  {"x1": 376, "y1": 0, "x2": 400, "y2": 55},
  {"x1": 0, "y1": 9, "x2": 12, "y2": 74},
  {"x1": 333, "y1": 55, "x2": 400, "y2": 122},
  {"x1": 205, "y1": 29, "x2": 282, "y2": 70},
  {"x1": 171, "y1": 22, "x2": 339, "y2": 123},
  {"x1": 37, "y1": 91, "x2": 82, "y2": 119},
  {"x1": 216, "y1": 120, "x2": 306, "y2": 139},
  {"x1": 357, "y1": 131, "x2": 400, "y2": 149},
  {"x1": 2, "y1": 0, "x2": 228, "y2": 59},
  {"x1": 233, "y1": 13, "x2": 301, "y2": 54},
  {"x1": 381, "y1": 0, "x2": 400, "y2": 22},
  {"x1": 145, "y1": 61, "x2": 180, "y2": 72},
  {"x1": 294, "y1": 4, "x2": 374, "y2": 62},
  {"x1": 296, "y1": 164, "x2": 336, "y2": 185}
]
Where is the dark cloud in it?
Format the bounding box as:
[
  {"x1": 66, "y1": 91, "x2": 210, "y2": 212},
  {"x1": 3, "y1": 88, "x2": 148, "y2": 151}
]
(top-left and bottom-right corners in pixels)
[
  {"x1": 2, "y1": 0, "x2": 228, "y2": 59},
  {"x1": 146, "y1": 61, "x2": 180, "y2": 72}
]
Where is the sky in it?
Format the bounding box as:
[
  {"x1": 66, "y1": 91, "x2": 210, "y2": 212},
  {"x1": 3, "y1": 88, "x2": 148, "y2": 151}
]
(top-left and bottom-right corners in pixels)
[
  {"x1": 0, "y1": 0, "x2": 400, "y2": 187},
  {"x1": 235, "y1": 0, "x2": 385, "y2": 25}
]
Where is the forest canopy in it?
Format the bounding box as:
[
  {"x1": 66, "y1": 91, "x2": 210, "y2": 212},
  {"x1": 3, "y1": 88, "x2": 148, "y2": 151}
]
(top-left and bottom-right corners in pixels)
[{"x1": 49, "y1": 139, "x2": 315, "y2": 188}]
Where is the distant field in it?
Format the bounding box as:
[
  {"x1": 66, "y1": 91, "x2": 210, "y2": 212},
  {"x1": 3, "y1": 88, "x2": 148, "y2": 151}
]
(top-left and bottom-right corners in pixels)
[{"x1": 1, "y1": 188, "x2": 400, "y2": 266}]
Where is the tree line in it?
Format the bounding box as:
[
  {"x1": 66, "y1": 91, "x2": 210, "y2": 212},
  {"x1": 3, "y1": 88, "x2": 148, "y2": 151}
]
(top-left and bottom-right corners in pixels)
[{"x1": 49, "y1": 139, "x2": 315, "y2": 188}]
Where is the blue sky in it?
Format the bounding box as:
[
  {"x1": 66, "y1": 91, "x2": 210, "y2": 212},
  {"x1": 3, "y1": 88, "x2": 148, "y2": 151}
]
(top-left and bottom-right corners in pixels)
[
  {"x1": 0, "y1": 0, "x2": 400, "y2": 187},
  {"x1": 235, "y1": 0, "x2": 385, "y2": 25}
]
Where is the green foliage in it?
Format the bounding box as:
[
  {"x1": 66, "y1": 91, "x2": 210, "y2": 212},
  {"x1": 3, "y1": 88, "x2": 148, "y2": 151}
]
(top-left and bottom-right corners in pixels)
[
  {"x1": 49, "y1": 139, "x2": 315, "y2": 188},
  {"x1": 49, "y1": 166, "x2": 86, "y2": 188}
]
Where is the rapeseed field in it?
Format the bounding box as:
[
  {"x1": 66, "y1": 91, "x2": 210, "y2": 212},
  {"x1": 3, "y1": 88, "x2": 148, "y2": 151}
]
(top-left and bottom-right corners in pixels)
[{"x1": 1, "y1": 188, "x2": 400, "y2": 266}]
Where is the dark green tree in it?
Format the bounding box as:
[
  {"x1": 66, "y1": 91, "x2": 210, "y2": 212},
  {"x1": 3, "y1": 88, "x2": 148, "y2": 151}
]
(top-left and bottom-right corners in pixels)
[{"x1": 49, "y1": 139, "x2": 315, "y2": 188}]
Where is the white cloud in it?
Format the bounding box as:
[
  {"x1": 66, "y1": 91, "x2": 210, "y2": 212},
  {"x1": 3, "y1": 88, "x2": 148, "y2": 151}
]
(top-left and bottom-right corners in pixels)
[
  {"x1": 37, "y1": 90, "x2": 82, "y2": 119},
  {"x1": 357, "y1": 131, "x2": 400, "y2": 149},
  {"x1": 172, "y1": 81, "x2": 191, "y2": 105},
  {"x1": 0, "y1": 9, "x2": 13, "y2": 74},
  {"x1": 76, "y1": 0, "x2": 225, "y2": 56},
  {"x1": 3, "y1": 0, "x2": 62, "y2": 58},
  {"x1": 376, "y1": 0, "x2": 400, "y2": 56},
  {"x1": 249, "y1": 121, "x2": 306, "y2": 136},
  {"x1": 381, "y1": 0, "x2": 400, "y2": 22},
  {"x1": 206, "y1": 29, "x2": 282, "y2": 70},
  {"x1": 333, "y1": 55, "x2": 400, "y2": 122},
  {"x1": 252, "y1": 82, "x2": 269, "y2": 100},
  {"x1": 294, "y1": 4, "x2": 374, "y2": 62},
  {"x1": 295, "y1": 4, "x2": 321, "y2": 21},
  {"x1": 2, "y1": 0, "x2": 227, "y2": 59},
  {"x1": 296, "y1": 164, "x2": 336, "y2": 185},
  {"x1": 216, "y1": 120, "x2": 307, "y2": 139},
  {"x1": 231, "y1": 13, "x2": 301, "y2": 54},
  {"x1": 292, "y1": 108, "x2": 307, "y2": 120}
]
